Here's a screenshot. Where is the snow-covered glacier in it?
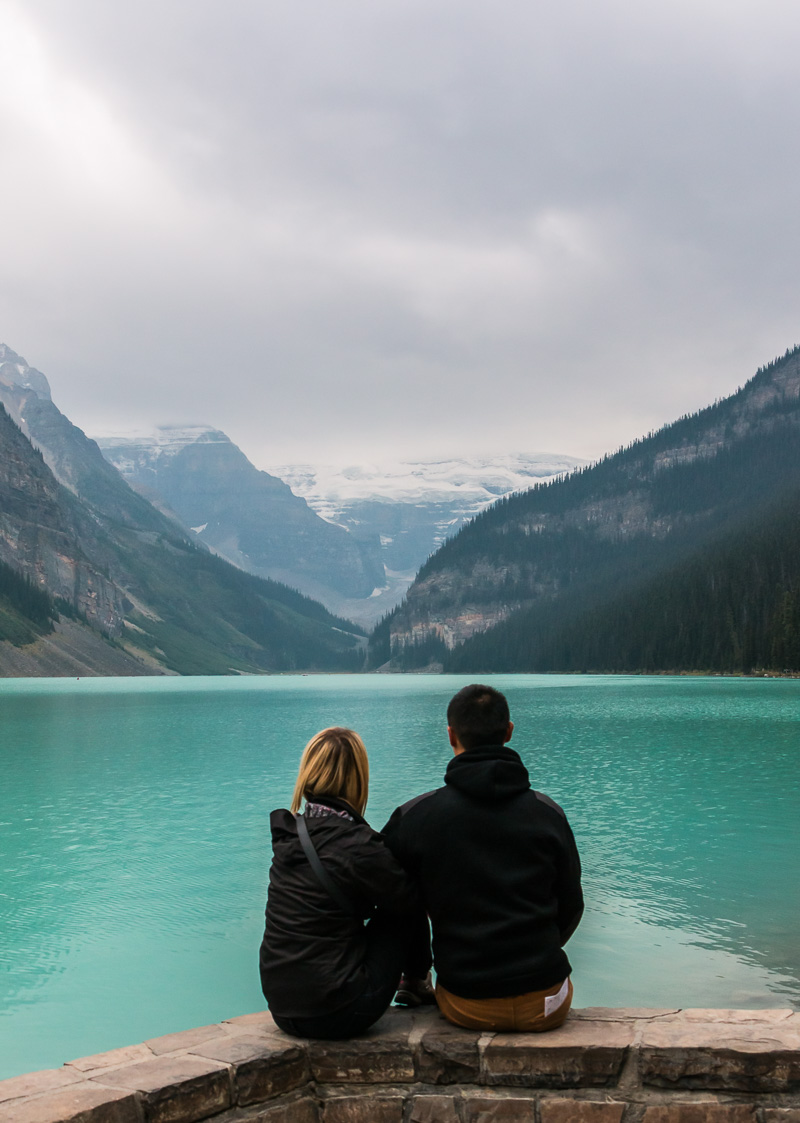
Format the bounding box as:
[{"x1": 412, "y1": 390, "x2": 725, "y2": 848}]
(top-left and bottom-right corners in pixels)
[{"x1": 266, "y1": 453, "x2": 586, "y2": 625}]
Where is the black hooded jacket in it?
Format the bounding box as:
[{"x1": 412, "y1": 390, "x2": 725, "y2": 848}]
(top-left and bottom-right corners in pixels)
[
  {"x1": 381, "y1": 745, "x2": 583, "y2": 999},
  {"x1": 260, "y1": 796, "x2": 420, "y2": 1018}
]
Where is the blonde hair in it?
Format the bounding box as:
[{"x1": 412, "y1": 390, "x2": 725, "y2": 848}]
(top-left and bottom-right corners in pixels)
[{"x1": 290, "y1": 727, "x2": 370, "y2": 816}]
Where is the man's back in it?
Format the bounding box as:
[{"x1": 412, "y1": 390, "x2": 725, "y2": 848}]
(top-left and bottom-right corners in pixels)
[{"x1": 382, "y1": 743, "x2": 583, "y2": 1000}]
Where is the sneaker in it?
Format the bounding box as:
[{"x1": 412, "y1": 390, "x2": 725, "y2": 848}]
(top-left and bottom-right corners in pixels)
[{"x1": 394, "y1": 972, "x2": 436, "y2": 1007}]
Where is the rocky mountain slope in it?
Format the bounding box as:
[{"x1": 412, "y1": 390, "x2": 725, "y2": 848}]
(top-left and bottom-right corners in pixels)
[
  {"x1": 0, "y1": 402, "x2": 161, "y2": 674},
  {"x1": 0, "y1": 347, "x2": 365, "y2": 675},
  {"x1": 97, "y1": 428, "x2": 385, "y2": 611},
  {"x1": 375, "y1": 346, "x2": 800, "y2": 671}
]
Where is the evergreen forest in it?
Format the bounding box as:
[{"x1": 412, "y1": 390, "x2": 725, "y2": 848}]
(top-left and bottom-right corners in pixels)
[
  {"x1": 445, "y1": 490, "x2": 800, "y2": 673},
  {"x1": 378, "y1": 346, "x2": 800, "y2": 675}
]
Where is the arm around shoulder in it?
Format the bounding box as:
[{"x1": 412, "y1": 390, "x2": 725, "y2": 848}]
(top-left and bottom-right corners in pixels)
[
  {"x1": 380, "y1": 804, "x2": 404, "y2": 857},
  {"x1": 344, "y1": 824, "x2": 421, "y2": 916}
]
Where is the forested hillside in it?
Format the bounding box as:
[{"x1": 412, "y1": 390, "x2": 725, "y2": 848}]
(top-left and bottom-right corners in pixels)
[
  {"x1": 446, "y1": 489, "x2": 800, "y2": 673},
  {"x1": 374, "y1": 346, "x2": 800, "y2": 673},
  {"x1": 0, "y1": 557, "x2": 65, "y2": 646}
]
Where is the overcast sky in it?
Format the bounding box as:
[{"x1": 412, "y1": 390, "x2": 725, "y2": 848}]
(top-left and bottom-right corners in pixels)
[{"x1": 2, "y1": 0, "x2": 799, "y2": 467}]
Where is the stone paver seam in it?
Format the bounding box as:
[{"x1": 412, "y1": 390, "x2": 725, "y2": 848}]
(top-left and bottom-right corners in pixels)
[
  {"x1": 126, "y1": 1088, "x2": 148, "y2": 1123},
  {"x1": 0, "y1": 1073, "x2": 83, "y2": 1107},
  {"x1": 619, "y1": 1099, "x2": 647, "y2": 1123},
  {"x1": 194, "y1": 1051, "x2": 247, "y2": 1108},
  {"x1": 297, "y1": 1073, "x2": 326, "y2": 1121},
  {"x1": 407, "y1": 1021, "x2": 428, "y2": 1055},
  {"x1": 75, "y1": 1083, "x2": 148, "y2": 1123},
  {"x1": 615, "y1": 1019, "x2": 645, "y2": 1099},
  {"x1": 401, "y1": 1091, "x2": 422, "y2": 1123},
  {"x1": 405, "y1": 1090, "x2": 466, "y2": 1123},
  {"x1": 477, "y1": 1033, "x2": 496, "y2": 1084},
  {"x1": 64, "y1": 1051, "x2": 159, "y2": 1079}
]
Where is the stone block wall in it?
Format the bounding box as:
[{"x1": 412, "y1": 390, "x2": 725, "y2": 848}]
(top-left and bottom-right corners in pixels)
[{"x1": 2, "y1": 1007, "x2": 799, "y2": 1123}]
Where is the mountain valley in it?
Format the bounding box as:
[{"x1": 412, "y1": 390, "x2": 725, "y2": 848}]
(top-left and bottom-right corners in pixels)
[
  {"x1": 97, "y1": 428, "x2": 582, "y2": 627},
  {"x1": 4, "y1": 339, "x2": 800, "y2": 677},
  {"x1": 0, "y1": 346, "x2": 365, "y2": 676},
  {"x1": 265, "y1": 454, "x2": 585, "y2": 624}
]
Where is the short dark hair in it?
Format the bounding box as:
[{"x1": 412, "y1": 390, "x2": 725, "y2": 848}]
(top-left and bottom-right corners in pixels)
[{"x1": 447, "y1": 684, "x2": 511, "y2": 750}]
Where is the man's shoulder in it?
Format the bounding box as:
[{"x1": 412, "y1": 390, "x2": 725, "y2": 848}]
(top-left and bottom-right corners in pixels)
[
  {"x1": 381, "y1": 786, "x2": 445, "y2": 840},
  {"x1": 394, "y1": 786, "x2": 442, "y2": 818},
  {"x1": 532, "y1": 789, "x2": 568, "y2": 819}
]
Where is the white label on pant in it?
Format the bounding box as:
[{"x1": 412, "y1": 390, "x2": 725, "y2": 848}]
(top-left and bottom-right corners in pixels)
[{"x1": 544, "y1": 977, "x2": 570, "y2": 1017}]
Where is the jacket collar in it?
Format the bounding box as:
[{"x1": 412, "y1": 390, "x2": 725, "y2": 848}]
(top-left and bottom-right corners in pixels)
[{"x1": 304, "y1": 794, "x2": 367, "y2": 826}]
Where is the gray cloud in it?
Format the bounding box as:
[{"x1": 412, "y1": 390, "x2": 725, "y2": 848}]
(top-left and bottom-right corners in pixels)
[{"x1": 2, "y1": 0, "x2": 799, "y2": 465}]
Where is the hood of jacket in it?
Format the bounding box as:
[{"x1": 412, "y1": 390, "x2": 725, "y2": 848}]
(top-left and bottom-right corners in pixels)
[{"x1": 444, "y1": 744, "x2": 531, "y2": 803}]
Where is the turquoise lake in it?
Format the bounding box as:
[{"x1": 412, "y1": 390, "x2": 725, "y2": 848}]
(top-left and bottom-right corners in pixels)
[{"x1": 1, "y1": 673, "x2": 799, "y2": 1079}]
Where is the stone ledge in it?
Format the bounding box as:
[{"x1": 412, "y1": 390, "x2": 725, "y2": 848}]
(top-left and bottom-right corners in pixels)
[
  {"x1": 2, "y1": 1007, "x2": 798, "y2": 1123},
  {"x1": 640, "y1": 1019, "x2": 800, "y2": 1093},
  {"x1": 483, "y1": 1019, "x2": 636, "y2": 1088}
]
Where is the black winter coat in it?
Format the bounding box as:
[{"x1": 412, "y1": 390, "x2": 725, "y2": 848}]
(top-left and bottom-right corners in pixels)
[
  {"x1": 381, "y1": 745, "x2": 584, "y2": 1000},
  {"x1": 260, "y1": 796, "x2": 420, "y2": 1018}
]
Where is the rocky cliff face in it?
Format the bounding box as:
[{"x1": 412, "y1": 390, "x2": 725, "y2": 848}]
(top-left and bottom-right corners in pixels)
[
  {"x1": 0, "y1": 347, "x2": 366, "y2": 675},
  {"x1": 98, "y1": 428, "x2": 386, "y2": 605},
  {"x1": 385, "y1": 347, "x2": 800, "y2": 664},
  {"x1": 0, "y1": 405, "x2": 128, "y2": 635}
]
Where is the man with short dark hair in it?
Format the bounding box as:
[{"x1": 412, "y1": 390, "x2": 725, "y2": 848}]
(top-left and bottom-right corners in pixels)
[{"x1": 382, "y1": 683, "x2": 583, "y2": 1031}]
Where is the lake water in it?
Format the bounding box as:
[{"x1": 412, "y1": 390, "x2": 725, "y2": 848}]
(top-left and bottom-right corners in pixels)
[{"x1": 1, "y1": 673, "x2": 799, "y2": 1079}]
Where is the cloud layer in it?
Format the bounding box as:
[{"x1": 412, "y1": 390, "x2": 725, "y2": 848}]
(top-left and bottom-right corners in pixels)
[{"x1": 2, "y1": 0, "x2": 799, "y2": 465}]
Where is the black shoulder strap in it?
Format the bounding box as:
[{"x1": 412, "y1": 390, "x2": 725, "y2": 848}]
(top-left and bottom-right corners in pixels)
[{"x1": 295, "y1": 813, "x2": 353, "y2": 913}]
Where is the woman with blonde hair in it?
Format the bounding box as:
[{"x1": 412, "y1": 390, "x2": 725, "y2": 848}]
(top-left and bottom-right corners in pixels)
[{"x1": 260, "y1": 727, "x2": 432, "y2": 1039}]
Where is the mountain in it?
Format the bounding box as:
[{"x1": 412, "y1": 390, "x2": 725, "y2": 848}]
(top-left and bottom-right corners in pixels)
[
  {"x1": 265, "y1": 454, "x2": 585, "y2": 625},
  {"x1": 96, "y1": 428, "x2": 385, "y2": 610},
  {"x1": 0, "y1": 399, "x2": 149, "y2": 674},
  {"x1": 97, "y1": 430, "x2": 582, "y2": 628},
  {"x1": 448, "y1": 487, "x2": 800, "y2": 674},
  {"x1": 0, "y1": 346, "x2": 365, "y2": 676},
  {"x1": 375, "y1": 346, "x2": 800, "y2": 672}
]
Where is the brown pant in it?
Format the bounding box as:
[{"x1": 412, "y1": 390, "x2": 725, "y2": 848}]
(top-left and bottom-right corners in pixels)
[{"x1": 436, "y1": 977, "x2": 573, "y2": 1032}]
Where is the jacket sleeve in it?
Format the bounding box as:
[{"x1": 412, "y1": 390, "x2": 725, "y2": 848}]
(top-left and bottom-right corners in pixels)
[
  {"x1": 380, "y1": 798, "x2": 427, "y2": 876},
  {"x1": 330, "y1": 825, "x2": 421, "y2": 916},
  {"x1": 380, "y1": 805, "x2": 406, "y2": 862},
  {"x1": 555, "y1": 818, "x2": 584, "y2": 944}
]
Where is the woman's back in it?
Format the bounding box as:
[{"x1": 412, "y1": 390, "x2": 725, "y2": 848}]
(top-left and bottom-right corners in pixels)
[
  {"x1": 260, "y1": 796, "x2": 418, "y2": 1019},
  {"x1": 259, "y1": 727, "x2": 431, "y2": 1039}
]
